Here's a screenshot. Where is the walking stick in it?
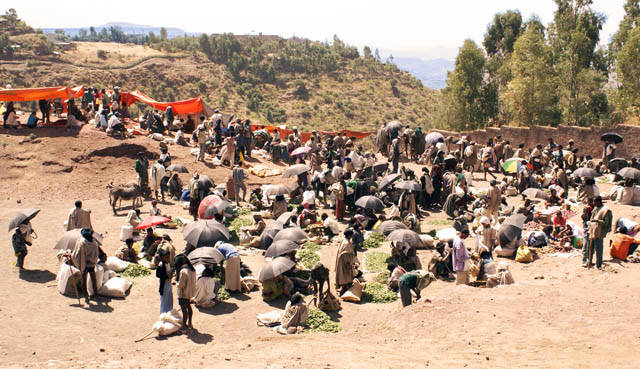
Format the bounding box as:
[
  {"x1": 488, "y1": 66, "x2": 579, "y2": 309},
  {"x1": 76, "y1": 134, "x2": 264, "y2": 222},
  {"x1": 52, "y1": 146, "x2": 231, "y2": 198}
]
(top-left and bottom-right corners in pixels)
[
  {"x1": 135, "y1": 330, "x2": 155, "y2": 343},
  {"x1": 586, "y1": 237, "x2": 593, "y2": 269},
  {"x1": 64, "y1": 256, "x2": 82, "y2": 305}
]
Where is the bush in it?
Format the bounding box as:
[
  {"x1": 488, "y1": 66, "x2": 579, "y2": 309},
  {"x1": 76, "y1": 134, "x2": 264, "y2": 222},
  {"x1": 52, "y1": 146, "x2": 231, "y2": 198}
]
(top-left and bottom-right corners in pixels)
[
  {"x1": 97, "y1": 49, "x2": 108, "y2": 60},
  {"x1": 292, "y1": 80, "x2": 309, "y2": 100}
]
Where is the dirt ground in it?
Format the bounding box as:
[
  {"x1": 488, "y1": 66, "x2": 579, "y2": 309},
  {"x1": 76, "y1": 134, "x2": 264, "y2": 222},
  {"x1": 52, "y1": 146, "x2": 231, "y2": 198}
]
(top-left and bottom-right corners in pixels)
[{"x1": 1, "y1": 122, "x2": 640, "y2": 369}]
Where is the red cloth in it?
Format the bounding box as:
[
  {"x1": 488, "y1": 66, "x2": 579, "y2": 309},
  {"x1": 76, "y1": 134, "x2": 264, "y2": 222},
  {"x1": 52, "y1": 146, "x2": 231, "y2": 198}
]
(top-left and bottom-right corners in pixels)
[
  {"x1": 0, "y1": 86, "x2": 84, "y2": 102},
  {"x1": 610, "y1": 233, "x2": 638, "y2": 260},
  {"x1": 250, "y1": 125, "x2": 373, "y2": 142},
  {"x1": 553, "y1": 216, "x2": 566, "y2": 227},
  {"x1": 120, "y1": 91, "x2": 205, "y2": 115}
]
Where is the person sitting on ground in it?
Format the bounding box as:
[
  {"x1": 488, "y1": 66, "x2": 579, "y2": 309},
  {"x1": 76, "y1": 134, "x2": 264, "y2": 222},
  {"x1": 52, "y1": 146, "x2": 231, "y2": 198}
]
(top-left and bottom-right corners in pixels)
[
  {"x1": 126, "y1": 208, "x2": 141, "y2": 231},
  {"x1": 141, "y1": 228, "x2": 161, "y2": 256},
  {"x1": 351, "y1": 223, "x2": 364, "y2": 250},
  {"x1": 271, "y1": 194, "x2": 287, "y2": 219},
  {"x1": 167, "y1": 173, "x2": 183, "y2": 200},
  {"x1": 547, "y1": 188, "x2": 562, "y2": 206},
  {"x1": 150, "y1": 200, "x2": 167, "y2": 218},
  {"x1": 116, "y1": 238, "x2": 138, "y2": 263},
  {"x1": 321, "y1": 213, "x2": 340, "y2": 241},
  {"x1": 249, "y1": 188, "x2": 264, "y2": 210},
  {"x1": 609, "y1": 226, "x2": 640, "y2": 261},
  {"x1": 386, "y1": 262, "x2": 407, "y2": 291},
  {"x1": 279, "y1": 292, "x2": 309, "y2": 334},
  {"x1": 26, "y1": 111, "x2": 40, "y2": 128},
  {"x1": 552, "y1": 210, "x2": 567, "y2": 237},
  {"x1": 296, "y1": 205, "x2": 317, "y2": 228},
  {"x1": 262, "y1": 274, "x2": 293, "y2": 302}
]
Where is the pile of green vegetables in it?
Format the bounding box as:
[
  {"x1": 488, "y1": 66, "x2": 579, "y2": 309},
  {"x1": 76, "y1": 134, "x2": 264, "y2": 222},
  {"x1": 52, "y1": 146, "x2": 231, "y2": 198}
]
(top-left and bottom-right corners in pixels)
[
  {"x1": 364, "y1": 251, "x2": 392, "y2": 273},
  {"x1": 363, "y1": 232, "x2": 386, "y2": 249},
  {"x1": 217, "y1": 287, "x2": 231, "y2": 301},
  {"x1": 121, "y1": 264, "x2": 151, "y2": 278},
  {"x1": 297, "y1": 248, "x2": 321, "y2": 270},
  {"x1": 304, "y1": 309, "x2": 342, "y2": 333},
  {"x1": 361, "y1": 282, "x2": 398, "y2": 303},
  {"x1": 228, "y1": 217, "x2": 253, "y2": 241}
]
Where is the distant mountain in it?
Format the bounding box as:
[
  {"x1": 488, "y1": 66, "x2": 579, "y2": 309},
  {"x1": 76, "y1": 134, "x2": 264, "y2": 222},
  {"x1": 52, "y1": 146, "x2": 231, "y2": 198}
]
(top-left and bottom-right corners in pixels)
[
  {"x1": 41, "y1": 22, "x2": 198, "y2": 38},
  {"x1": 393, "y1": 57, "x2": 454, "y2": 90}
]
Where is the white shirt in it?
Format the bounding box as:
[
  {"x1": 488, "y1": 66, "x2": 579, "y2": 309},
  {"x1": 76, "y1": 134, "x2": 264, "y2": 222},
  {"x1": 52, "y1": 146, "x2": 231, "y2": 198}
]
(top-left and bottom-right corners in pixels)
[
  {"x1": 323, "y1": 217, "x2": 340, "y2": 234},
  {"x1": 436, "y1": 142, "x2": 447, "y2": 153}
]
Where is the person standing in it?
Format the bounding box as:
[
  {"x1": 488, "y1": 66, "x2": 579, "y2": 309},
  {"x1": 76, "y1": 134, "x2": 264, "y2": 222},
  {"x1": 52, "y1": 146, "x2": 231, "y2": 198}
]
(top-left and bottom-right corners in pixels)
[
  {"x1": 174, "y1": 254, "x2": 196, "y2": 330},
  {"x1": 66, "y1": 200, "x2": 92, "y2": 231},
  {"x1": 189, "y1": 174, "x2": 200, "y2": 220},
  {"x1": 216, "y1": 242, "x2": 242, "y2": 292},
  {"x1": 452, "y1": 229, "x2": 470, "y2": 285},
  {"x1": 38, "y1": 99, "x2": 51, "y2": 124},
  {"x1": 72, "y1": 227, "x2": 99, "y2": 303},
  {"x1": 12, "y1": 221, "x2": 32, "y2": 269},
  {"x1": 485, "y1": 180, "x2": 502, "y2": 221},
  {"x1": 149, "y1": 159, "x2": 167, "y2": 201},
  {"x1": 334, "y1": 229, "x2": 360, "y2": 294},
  {"x1": 135, "y1": 152, "x2": 149, "y2": 197},
  {"x1": 390, "y1": 138, "x2": 400, "y2": 174},
  {"x1": 584, "y1": 196, "x2": 612, "y2": 269},
  {"x1": 156, "y1": 248, "x2": 173, "y2": 313},
  {"x1": 196, "y1": 125, "x2": 207, "y2": 162},
  {"x1": 232, "y1": 164, "x2": 247, "y2": 206},
  {"x1": 398, "y1": 270, "x2": 434, "y2": 307}
]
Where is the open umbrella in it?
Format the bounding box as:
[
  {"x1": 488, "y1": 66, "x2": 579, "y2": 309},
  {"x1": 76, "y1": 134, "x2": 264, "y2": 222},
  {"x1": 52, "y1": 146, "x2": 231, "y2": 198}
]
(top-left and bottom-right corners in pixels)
[
  {"x1": 273, "y1": 227, "x2": 308, "y2": 244},
  {"x1": 355, "y1": 195, "x2": 384, "y2": 210},
  {"x1": 374, "y1": 220, "x2": 407, "y2": 235},
  {"x1": 198, "y1": 195, "x2": 232, "y2": 220},
  {"x1": 282, "y1": 164, "x2": 310, "y2": 178},
  {"x1": 609, "y1": 158, "x2": 628, "y2": 171},
  {"x1": 166, "y1": 164, "x2": 188, "y2": 173},
  {"x1": 379, "y1": 173, "x2": 401, "y2": 190},
  {"x1": 601, "y1": 132, "x2": 623, "y2": 144},
  {"x1": 498, "y1": 214, "x2": 526, "y2": 247},
  {"x1": 425, "y1": 131, "x2": 445, "y2": 145},
  {"x1": 387, "y1": 229, "x2": 422, "y2": 244},
  {"x1": 522, "y1": 188, "x2": 549, "y2": 200},
  {"x1": 572, "y1": 167, "x2": 600, "y2": 179},
  {"x1": 617, "y1": 167, "x2": 640, "y2": 180},
  {"x1": 258, "y1": 256, "x2": 296, "y2": 282},
  {"x1": 291, "y1": 146, "x2": 312, "y2": 156},
  {"x1": 8, "y1": 208, "x2": 40, "y2": 232},
  {"x1": 394, "y1": 180, "x2": 422, "y2": 191},
  {"x1": 197, "y1": 175, "x2": 215, "y2": 197},
  {"x1": 386, "y1": 121, "x2": 403, "y2": 131},
  {"x1": 373, "y1": 162, "x2": 389, "y2": 174},
  {"x1": 136, "y1": 216, "x2": 171, "y2": 230},
  {"x1": 183, "y1": 219, "x2": 230, "y2": 247},
  {"x1": 276, "y1": 211, "x2": 296, "y2": 224},
  {"x1": 187, "y1": 246, "x2": 224, "y2": 265},
  {"x1": 54, "y1": 229, "x2": 103, "y2": 250},
  {"x1": 265, "y1": 240, "x2": 301, "y2": 258},
  {"x1": 260, "y1": 221, "x2": 284, "y2": 249},
  {"x1": 501, "y1": 158, "x2": 528, "y2": 174}
]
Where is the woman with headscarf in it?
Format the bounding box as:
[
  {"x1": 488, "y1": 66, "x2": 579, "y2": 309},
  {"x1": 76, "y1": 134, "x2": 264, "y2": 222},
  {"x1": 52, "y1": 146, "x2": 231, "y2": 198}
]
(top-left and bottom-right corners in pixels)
[
  {"x1": 3, "y1": 102, "x2": 17, "y2": 129},
  {"x1": 174, "y1": 254, "x2": 196, "y2": 330},
  {"x1": 156, "y1": 248, "x2": 174, "y2": 313},
  {"x1": 334, "y1": 229, "x2": 360, "y2": 294},
  {"x1": 72, "y1": 227, "x2": 99, "y2": 302}
]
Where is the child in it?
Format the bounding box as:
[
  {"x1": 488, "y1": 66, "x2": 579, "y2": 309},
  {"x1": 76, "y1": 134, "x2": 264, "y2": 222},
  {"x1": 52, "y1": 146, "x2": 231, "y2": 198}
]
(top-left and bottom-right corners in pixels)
[
  {"x1": 174, "y1": 254, "x2": 196, "y2": 330},
  {"x1": 552, "y1": 210, "x2": 566, "y2": 238},
  {"x1": 156, "y1": 249, "x2": 173, "y2": 314}
]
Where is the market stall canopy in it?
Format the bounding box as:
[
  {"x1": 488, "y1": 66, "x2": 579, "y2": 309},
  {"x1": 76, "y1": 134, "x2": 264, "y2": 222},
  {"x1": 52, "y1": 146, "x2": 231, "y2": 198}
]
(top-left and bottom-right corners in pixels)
[
  {"x1": 0, "y1": 86, "x2": 84, "y2": 102},
  {"x1": 120, "y1": 90, "x2": 212, "y2": 116}
]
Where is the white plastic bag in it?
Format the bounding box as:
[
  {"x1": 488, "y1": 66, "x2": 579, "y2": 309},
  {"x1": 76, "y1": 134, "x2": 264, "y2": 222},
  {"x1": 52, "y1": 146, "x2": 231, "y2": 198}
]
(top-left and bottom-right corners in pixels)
[
  {"x1": 98, "y1": 277, "x2": 132, "y2": 298},
  {"x1": 105, "y1": 256, "x2": 130, "y2": 272},
  {"x1": 120, "y1": 225, "x2": 134, "y2": 241}
]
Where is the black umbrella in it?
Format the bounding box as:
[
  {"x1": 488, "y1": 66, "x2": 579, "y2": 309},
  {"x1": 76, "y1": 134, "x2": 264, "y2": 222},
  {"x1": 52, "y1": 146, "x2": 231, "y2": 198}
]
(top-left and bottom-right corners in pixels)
[
  {"x1": 197, "y1": 175, "x2": 215, "y2": 197},
  {"x1": 282, "y1": 164, "x2": 310, "y2": 178},
  {"x1": 187, "y1": 246, "x2": 225, "y2": 265},
  {"x1": 444, "y1": 155, "x2": 458, "y2": 167},
  {"x1": 394, "y1": 180, "x2": 422, "y2": 191},
  {"x1": 259, "y1": 221, "x2": 284, "y2": 249},
  {"x1": 166, "y1": 164, "x2": 188, "y2": 173},
  {"x1": 54, "y1": 228, "x2": 103, "y2": 250},
  {"x1": 617, "y1": 167, "x2": 640, "y2": 180},
  {"x1": 183, "y1": 219, "x2": 230, "y2": 247},
  {"x1": 373, "y1": 162, "x2": 389, "y2": 174},
  {"x1": 272, "y1": 227, "x2": 308, "y2": 244},
  {"x1": 265, "y1": 240, "x2": 301, "y2": 258},
  {"x1": 276, "y1": 211, "x2": 296, "y2": 224},
  {"x1": 355, "y1": 195, "x2": 384, "y2": 210},
  {"x1": 572, "y1": 167, "x2": 600, "y2": 179},
  {"x1": 387, "y1": 229, "x2": 422, "y2": 244},
  {"x1": 258, "y1": 256, "x2": 296, "y2": 282},
  {"x1": 360, "y1": 166, "x2": 373, "y2": 178},
  {"x1": 374, "y1": 220, "x2": 407, "y2": 235},
  {"x1": 425, "y1": 131, "x2": 445, "y2": 145},
  {"x1": 609, "y1": 158, "x2": 628, "y2": 171},
  {"x1": 379, "y1": 173, "x2": 401, "y2": 190},
  {"x1": 498, "y1": 214, "x2": 526, "y2": 247},
  {"x1": 601, "y1": 132, "x2": 623, "y2": 144},
  {"x1": 386, "y1": 121, "x2": 403, "y2": 131},
  {"x1": 8, "y1": 208, "x2": 40, "y2": 232}
]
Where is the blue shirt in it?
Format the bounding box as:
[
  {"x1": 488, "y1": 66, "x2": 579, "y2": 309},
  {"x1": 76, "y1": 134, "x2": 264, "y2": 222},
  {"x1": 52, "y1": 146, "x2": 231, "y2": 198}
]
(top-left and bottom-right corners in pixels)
[
  {"x1": 26, "y1": 115, "x2": 37, "y2": 128},
  {"x1": 217, "y1": 243, "x2": 238, "y2": 259}
]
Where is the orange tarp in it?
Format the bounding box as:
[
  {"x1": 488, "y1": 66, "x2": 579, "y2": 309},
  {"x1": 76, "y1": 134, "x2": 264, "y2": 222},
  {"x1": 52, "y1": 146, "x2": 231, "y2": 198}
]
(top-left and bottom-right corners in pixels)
[
  {"x1": 251, "y1": 125, "x2": 373, "y2": 142},
  {"x1": 0, "y1": 86, "x2": 84, "y2": 102},
  {"x1": 120, "y1": 91, "x2": 205, "y2": 115}
]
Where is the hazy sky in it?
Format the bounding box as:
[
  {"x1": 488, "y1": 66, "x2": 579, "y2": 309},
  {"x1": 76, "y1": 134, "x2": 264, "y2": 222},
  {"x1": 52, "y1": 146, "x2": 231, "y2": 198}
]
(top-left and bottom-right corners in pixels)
[{"x1": 12, "y1": 0, "x2": 626, "y2": 60}]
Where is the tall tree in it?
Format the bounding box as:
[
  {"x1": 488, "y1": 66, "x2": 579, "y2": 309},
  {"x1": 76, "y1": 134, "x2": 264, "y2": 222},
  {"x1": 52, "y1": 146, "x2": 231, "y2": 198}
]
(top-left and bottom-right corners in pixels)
[
  {"x1": 441, "y1": 39, "x2": 487, "y2": 130},
  {"x1": 548, "y1": 0, "x2": 607, "y2": 125},
  {"x1": 160, "y1": 27, "x2": 168, "y2": 41},
  {"x1": 610, "y1": 0, "x2": 640, "y2": 55},
  {"x1": 504, "y1": 28, "x2": 558, "y2": 126},
  {"x1": 617, "y1": 27, "x2": 640, "y2": 112}
]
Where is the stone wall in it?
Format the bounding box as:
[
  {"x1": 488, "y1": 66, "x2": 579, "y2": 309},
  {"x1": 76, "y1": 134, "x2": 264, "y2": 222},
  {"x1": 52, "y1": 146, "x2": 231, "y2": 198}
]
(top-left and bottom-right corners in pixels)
[{"x1": 433, "y1": 125, "x2": 640, "y2": 159}]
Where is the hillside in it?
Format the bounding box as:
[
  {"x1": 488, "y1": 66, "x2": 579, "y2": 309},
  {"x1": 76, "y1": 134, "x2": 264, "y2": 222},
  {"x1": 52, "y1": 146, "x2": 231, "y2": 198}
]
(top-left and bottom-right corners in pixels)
[{"x1": 1, "y1": 33, "x2": 441, "y2": 133}]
